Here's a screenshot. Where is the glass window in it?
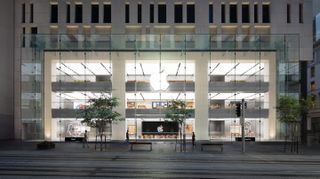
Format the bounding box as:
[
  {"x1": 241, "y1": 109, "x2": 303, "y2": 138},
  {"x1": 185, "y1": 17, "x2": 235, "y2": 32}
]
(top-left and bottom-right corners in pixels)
[
  {"x1": 22, "y1": 27, "x2": 25, "y2": 47},
  {"x1": 230, "y1": 4, "x2": 237, "y2": 23},
  {"x1": 254, "y1": 4, "x2": 258, "y2": 23},
  {"x1": 125, "y1": 4, "x2": 130, "y2": 23},
  {"x1": 150, "y1": 4, "x2": 154, "y2": 23},
  {"x1": 51, "y1": 4, "x2": 58, "y2": 23},
  {"x1": 262, "y1": 4, "x2": 270, "y2": 23},
  {"x1": 174, "y1": 4, "x2": 183, "y2": 23},
  {"x1": 311, "y1": 81, "x2": 316, "y2": 91},
  {"x1": 103, "y1": 4, "x2": 111, "y2": 23},
  {"x1": 30, "y1": 4, "x2": 34, "y2": 23},
  {"x1": 221, "y1": 4, "x2": 225, "y2": 23},
  {"x1": 138, "y1": 4, "x2": 142, "y2": 23},
  {"x1": 158, "y1": 4, "x2": 167, "y2": 23},
  {"x1": 311, "y1": 66, "x2": 315, "y2": 78},
  {"x1": 187, "y1": 4, "x2": 195, "y2": 23},
  {"x1": 158, "y1": 4, "x2": 166, "y2": 23},
  {"x1": 30, "y1": 27, "x2": 37, "y2": 47},
  {"x1": 75, "y1": 4, "x2": 83, "y2": 23},
  {"x1": 299, "y1": 3, "x2": 303, "y2": 23},
  {"x1": 242, "y1": 4, "x2": 249, "y2": 23},
  {"x1": 31, "y1": 27, "x2": 37, "y2": 34},
  {"x1": 22, "y1": 3, "x2": 25, "y2": 23},
  {"x1": 66, "y1": 4, "x2": 70, "y2": 23},
  {"x1": 209, "y1": 4, "x2": 213, "y2": 23},
  {"x1": 91, "y1": 4, "x2": 99, "y2": 23},
  {"x1": 287, "y1": 4, "x2": 291, "y2": 23}
]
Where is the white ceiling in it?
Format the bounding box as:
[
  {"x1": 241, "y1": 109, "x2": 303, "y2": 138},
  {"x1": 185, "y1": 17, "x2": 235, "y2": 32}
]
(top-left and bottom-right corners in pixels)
[
  {"x1": 52, "y1": 91, "x2": 265, "y2": 101},
  {"x1": 126, "y1": 62, "x2": 195, "y2": 75},
  {"x1": 209, "y1": 62, "x2": 265, "y2": 75},
  {"x1": 55, "y1": 63, "x2": 111, "y2": 76},
  {"x1": 52, "y1": 62, "x2": 266, "y2": 76},
  {"x1": 209, "y1": 92, "x2": 264, "y2": 100},
  {"x1": 52, "y1": 92, "x2": 110, "y2": 102},
  {"x1": 126, "y1": 92, "x2": 195, "y2": 100}
]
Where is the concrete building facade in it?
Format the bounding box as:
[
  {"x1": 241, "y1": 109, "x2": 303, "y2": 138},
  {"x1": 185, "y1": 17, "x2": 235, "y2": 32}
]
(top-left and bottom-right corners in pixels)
[
  {"x1": 0, "y1": 0, "x2": 313, "y2": 141},
  {"x1": 307, "y1": 3, "x2": 320, "y2": 144},
  {"x1": 0, "y1": 1, "x2": 15, "y2": 140}
]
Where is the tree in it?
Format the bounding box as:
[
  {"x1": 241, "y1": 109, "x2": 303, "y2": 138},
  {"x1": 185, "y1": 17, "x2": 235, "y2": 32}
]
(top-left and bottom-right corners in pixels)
[
  {"x1": 78, "y1": 96, "x2": 124, "y2": 150},
  {"x1": 277, "y1": 96, "x2": 314, "y2": 152},
  {"x1": 165, "y1": 100, "x2": 191, "y2": 152}
]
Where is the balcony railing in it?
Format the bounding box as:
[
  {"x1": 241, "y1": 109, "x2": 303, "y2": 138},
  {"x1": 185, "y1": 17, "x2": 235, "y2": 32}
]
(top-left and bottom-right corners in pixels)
[
  {"x1": 22, "y1": 34, "x2": 299, "y2": 55},
  {"x1": 50, "y1": 108, "x2": 268, "y2": 119}
]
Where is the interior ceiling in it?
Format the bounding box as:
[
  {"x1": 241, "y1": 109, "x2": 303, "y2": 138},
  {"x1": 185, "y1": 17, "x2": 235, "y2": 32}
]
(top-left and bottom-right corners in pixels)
[
  {"x1": 209, "y1": 93, "x2": 265, "y2": 100},
  {"x1": 52, "y1": 91, "x2": 266, "y2": 101},
  {"x1": 52, "y1": 92, "x2": 110, "y2": 101},
  {"x1": 52, "y1": 61, "x2": 266, "y2": 76},
  {"x1": 55, "y1": 62, "x2": 111, "y2": 76}
]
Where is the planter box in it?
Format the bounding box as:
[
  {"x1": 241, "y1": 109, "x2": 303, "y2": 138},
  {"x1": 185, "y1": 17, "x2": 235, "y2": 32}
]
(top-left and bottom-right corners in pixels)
[{"x1": 37, "y1": 141, "x2": 55, "y2": 150}]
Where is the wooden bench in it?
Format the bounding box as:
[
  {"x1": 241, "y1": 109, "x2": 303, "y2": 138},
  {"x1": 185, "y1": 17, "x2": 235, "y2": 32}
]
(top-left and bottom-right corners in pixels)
[
  {"x1": 129, "y1": 141, "x2": 152, "y2": 151},
  {"x1": 201, "y1": 143, "x2": 223, "y2": 152}
]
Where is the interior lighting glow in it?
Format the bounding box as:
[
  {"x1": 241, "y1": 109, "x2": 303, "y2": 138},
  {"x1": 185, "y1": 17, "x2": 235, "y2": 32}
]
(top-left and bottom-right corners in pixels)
[{"x1": 150, "y1": 72, "x2": 169, "y2": 91}]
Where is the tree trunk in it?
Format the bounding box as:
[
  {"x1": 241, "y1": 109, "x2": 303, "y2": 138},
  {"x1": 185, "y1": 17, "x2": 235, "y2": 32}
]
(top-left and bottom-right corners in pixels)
[
  {"x1": 180, "y1": 124, "x2": 182, "y2": 152},
  {"x1": 183, "y1": 121, "x2": 186, "y2": 152},
  {"x1": 284, "y1": 124, "x2": 288, "y2": 152},
  {"x1": 98, "y1": 125, "x2": 106, "y2": 151}
]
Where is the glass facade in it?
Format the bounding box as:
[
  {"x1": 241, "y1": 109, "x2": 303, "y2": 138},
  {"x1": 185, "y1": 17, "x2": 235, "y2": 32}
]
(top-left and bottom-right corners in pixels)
[{"x1": 20, "y1": 34, "x2": 300, "y2": 141}]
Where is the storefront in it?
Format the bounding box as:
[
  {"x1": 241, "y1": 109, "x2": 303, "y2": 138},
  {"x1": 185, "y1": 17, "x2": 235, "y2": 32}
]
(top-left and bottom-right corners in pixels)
[{"x1": 20, "y1": 34, "x2": 300, "y2": 141}]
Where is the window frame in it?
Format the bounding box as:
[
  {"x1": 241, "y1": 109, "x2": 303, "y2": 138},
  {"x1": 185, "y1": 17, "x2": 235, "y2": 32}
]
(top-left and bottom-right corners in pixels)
[
  {"x1": 242, "y1": 4, "x2": 250, "y2": 23},
  {"x1": 229, "y1": 4, "x2": 237, "y2": 23},
  {"x1": 75, "y1": 4, "x2": 83, "y2": 23},
  {"x1": 262, "y1": 4, "x2": 270, "y2": 23},
  {"x1": 187, "y1": 4, "x2": 195, "y2": 23},
  {"x1": 103, "y1": 4, "x2": 111, "y2": 23},
  {"x1": 91, "y1": 4, "x2": 99, "y2": 23},
  {"x1": 158, "y1": 4, "x2": 167, "y2": 23},
  {"x1": 125, "y1": 3, "x2": 130, "y2": 23},
  {"x1": 174, "y1": 4, "x2": 183, "y2": 23}
]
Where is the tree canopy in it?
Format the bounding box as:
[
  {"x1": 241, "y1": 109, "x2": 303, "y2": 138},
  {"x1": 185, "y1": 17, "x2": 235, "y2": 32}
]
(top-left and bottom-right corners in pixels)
[
  {"x1": 78, "y1": 97, "x2": 124, "y2": 132},
  {"x1": 277, "y1": 95, "x2": 314, "y2": 124},
  {"x1": 165, "y1": 100, "x2": 191, "y2": 124},
  {"x1": 277, "y1": 96, "x2": 301, "y2": 124}
]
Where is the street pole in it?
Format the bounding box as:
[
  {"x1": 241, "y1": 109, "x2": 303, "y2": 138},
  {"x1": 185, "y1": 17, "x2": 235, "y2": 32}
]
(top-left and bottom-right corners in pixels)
[{"x1": 241, "y1": 99, "x2": 245, "y2": 153}]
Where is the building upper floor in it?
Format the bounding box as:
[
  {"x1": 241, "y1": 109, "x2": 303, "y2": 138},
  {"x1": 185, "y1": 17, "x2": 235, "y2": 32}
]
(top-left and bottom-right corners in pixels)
[
  {"x1": 17, "y1": 0, "x2": 312, "y2": 33},
  {"x1": 15, "y1": 0, "x2": 313, "y2": 61}
]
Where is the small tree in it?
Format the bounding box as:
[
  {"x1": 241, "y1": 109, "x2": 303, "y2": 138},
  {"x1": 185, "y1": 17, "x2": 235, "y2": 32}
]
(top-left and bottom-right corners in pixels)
[
  {"x1": 165, "y1": 100, "x2": 191, "y2": 152},
  {"x1": 78, "y1": 96, "x2": 124, "y2": 150},
  {"x1": 277, "y1": 96, "x2": 314, "y2": 152}
]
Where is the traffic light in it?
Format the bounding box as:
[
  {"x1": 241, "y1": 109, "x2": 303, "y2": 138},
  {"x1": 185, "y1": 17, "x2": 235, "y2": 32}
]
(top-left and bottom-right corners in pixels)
[{"x1": 236, "y1": 103, "x2": 241, "y2": 117}]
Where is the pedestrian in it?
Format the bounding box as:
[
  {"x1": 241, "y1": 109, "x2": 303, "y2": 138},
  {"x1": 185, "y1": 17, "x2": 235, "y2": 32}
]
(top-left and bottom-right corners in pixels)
[
  {"x1": 83, "y1": 130, "x2": 89, "y2": 148},
  {"x1": 192, "y1": 132, "x2": 195, "y2": 147},
  {"x1": 126, "y1": 129, "x2": 129, "y2": 142}
]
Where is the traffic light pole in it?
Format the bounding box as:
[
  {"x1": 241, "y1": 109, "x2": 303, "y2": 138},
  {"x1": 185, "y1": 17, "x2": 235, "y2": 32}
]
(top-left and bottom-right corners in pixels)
[{"x1": 241, "y1": 99, "x2": 245, "y2": 153}]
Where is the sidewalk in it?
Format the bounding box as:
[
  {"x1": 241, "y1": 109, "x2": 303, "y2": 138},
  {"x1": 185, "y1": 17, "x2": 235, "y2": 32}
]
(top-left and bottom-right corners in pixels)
[
  {"x1": 1, "y1": 140, "x2": 320, "y2": 155},
  {"x1": 1, "y1": 140, "x2": 320, "y2": 178}
]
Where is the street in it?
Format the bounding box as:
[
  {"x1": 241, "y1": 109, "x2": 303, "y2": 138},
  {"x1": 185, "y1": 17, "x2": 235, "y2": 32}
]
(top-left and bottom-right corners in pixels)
[{"x1": 0, "y1": 142, "x2": 320, "y2": 178}]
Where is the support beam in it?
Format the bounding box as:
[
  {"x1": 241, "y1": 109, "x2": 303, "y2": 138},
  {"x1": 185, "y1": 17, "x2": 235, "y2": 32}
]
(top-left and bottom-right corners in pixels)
[
  {"x1": 195, "y1": 52, "x2": 209, "y2": 140},
  {"x1": 111, "y1": 52, "x2": 126, "y2": 140}
]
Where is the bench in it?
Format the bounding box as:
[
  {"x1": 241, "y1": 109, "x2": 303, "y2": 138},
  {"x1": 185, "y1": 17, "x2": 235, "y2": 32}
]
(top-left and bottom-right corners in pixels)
[
  {"x1": 129, "y1": 142, "x2": 152, "y2": 151},
  {"x1": 235, "y1": 137, "x2": 255, "y2": 142},
  {"x1": 65, "y1": 137, "x2": 84, "y2": 142},
  {"x1": 201, "y1": 143, "x2": 223, "y2": 152}
]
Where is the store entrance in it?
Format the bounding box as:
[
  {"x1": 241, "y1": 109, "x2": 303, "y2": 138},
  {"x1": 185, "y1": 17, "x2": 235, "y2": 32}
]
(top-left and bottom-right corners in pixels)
[{"x1": 126, "y1": 119, "x2": 195, "y2": 140}]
